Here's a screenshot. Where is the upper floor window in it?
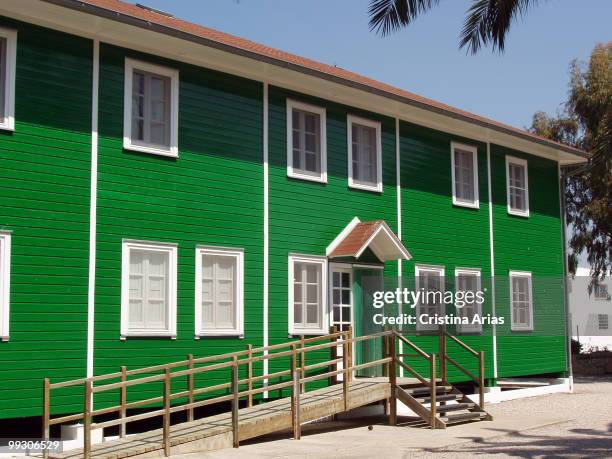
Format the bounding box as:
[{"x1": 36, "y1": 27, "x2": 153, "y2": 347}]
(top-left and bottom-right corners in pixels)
[
  {"x1": 195, "y1": 246, "x2": 244, "y2": 337},
  {"x1": 455, "y1": 268, "x2": 482, "y2": 333},
  {"x1": 598, "y1": 314, "x2": 609, "y2": 330},
  {"x1": 289, "y1": 254, "x2": 327, "y2": 335},
  {"x1": 348, "y1": 115, "x2": 382, "y2": 192},
  {"x1": 593, "y1": 283, "x2": 609, "y2": 300},
  {"x1": 0, "y1": 232, "x2": 11, "y2": 341},
  {"x1": 415, "y1": 265, "x2": 444, "y2": 332},
  {"x1": 0, "y1": 28, "x2": 17, "y2": 131},
  {"x1": 506, "y1": 156, "x2": 529, "y2": 217},
  {"x1": 121, "y1": 240, "x2": 177, "y2": 338},
  {"x1": 509, "y1": 271, "x2": 533, "y2": 331},
  {"x1": 451, "y1": 143, "x2": 479, "y2": 208},
  {"x1": 123, "y1": 58, "x2": 179, "y2": 158},
  {"x1": 287, "y1": 99, "x2": 327, "y2": 183}
]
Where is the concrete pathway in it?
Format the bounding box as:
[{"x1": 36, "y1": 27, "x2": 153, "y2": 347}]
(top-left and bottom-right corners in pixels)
[{"x1": 171, "y1": 376, "x2": 612, "y2": 458}]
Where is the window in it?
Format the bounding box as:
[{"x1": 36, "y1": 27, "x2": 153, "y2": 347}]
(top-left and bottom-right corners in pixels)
[
  {"x1": 0, "y1": 27, "x2": 16, "y2": 131},
  {"x1": 509, "y1": 271, "x2": 533, "y2": 331},
  {"x1": 415, "y1": 265, "x2": 445, "y2": 331},
  {"x1": 593, "y1": 283, "x2": 609, "y2": 300},
  {"x1": 286, "y1": 100, "x2": 327, "y2": 183},
  {"x1": 123, "y1": 58, "x2": 179, "y2": 157},
  {"x1": 289, "y1": 255, "x2": 327, "y2": 335},
  {"x1": 455, "y1": 268, "x2": 482, "y2": 333},
  {"x1": 0, "y1": 232, "x2": 11, "y2": 341},
  {"x1": 451, "y1": 143, "x2": 479, "y2": 208},
  {"x1": 348, "y1": 115, "x2": 382, "y2": 192},
  {"x1": 506, "y1": 156, "x2": 529, "y2": 217},
  {"x1": 121, "y1": 240, "x2": 177, "y2": 338},
  {"x1": 195, "y1": 247, "x2": 244, "y2": 337},
  {"x1": 598, "y1": 314, "x2": 609, "y2": 330}
]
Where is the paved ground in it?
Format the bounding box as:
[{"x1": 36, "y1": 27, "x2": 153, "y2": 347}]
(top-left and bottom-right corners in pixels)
[{"x1": 171, "y1": 376, "x2": 612, "y2": 458}]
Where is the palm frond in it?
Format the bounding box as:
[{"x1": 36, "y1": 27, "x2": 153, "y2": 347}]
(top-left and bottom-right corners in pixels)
[
  {"x1": 369, "y1": 0, "x2": 440, "y2": 36},
  {"x1": 460, "y1": 0, "x2": 539, "y2": 54}
]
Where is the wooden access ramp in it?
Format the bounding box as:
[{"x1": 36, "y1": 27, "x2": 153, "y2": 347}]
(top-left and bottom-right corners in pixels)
[
  {"x1": 52, "y1": 380, "x2": 390, "y2": 459},
  {"x1": 44, "y1": 329, "x2": 492, "y2": 459}
]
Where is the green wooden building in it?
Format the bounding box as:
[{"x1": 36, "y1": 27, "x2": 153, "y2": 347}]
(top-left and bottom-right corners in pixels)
[{"x1": 0, "y1": 0, "x2": 587, "y2": 424}]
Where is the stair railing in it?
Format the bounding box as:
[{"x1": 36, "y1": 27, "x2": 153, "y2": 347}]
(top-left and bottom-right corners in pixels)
[
  {"x1": 439, "y1": 330, "x2": 486, "y2": 408},
  {"x1": 42, "y1": 328, "x2": 393, "y2": 458}
]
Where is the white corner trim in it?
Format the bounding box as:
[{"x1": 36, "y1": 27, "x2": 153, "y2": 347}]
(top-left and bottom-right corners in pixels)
[
  {"x1": 326, "y1": 216, "x2": 361, "y2": 256},
  {"x1": 120, "y1": 239, "x2": 178, "y2": 338},
  {"x1": 450, "y1": 142, "x2": 479, "y2": 209},
  {"x1": 86, "y1": 39, "x2": 99, "y2": 378},
  {"x1": 486, "y1": 142, "x2": 498, "y2": 379},
  {"x1": 288, "y1": 254, "x2": 328, "y2": 336},
  {"x1": 194, "y1": 246, "x2": 244, "y2": 338},
  {"x1": 395, "y1": 117, "x2": 403, "y2": 376},
  {"x1": 347, "y1": 114, "x2": 383, "y2": 193},
  {"x1": 286, "y1": 98, "x2": 327, "y2": 183},
  {"x1": 123, "y1": 57, "x2": 179, "y2": 158},
  {"x1": 0, "y1": 27, "x2": 17, "y2": 132},
  {"x1": 0, "y1": 231, "x2": 12, "y2": 341},
  {"x1": 263, "y1": 82, "x2": 269, "y2": 393},
  {"x1": 505, "y1": 155, "x2": 530, "y2": 217},
  {"x1": 509, "y1": 270, "x2": 534, "y2": 332}
]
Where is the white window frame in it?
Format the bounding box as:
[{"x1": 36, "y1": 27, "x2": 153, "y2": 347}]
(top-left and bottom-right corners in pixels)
[
  {"x1": 505, "y1": 156, "x2": 530, "y2": 217},
  {"x1": 288, "y1": 254, "x2": 328, "y2": 336},
  {"x1": 415, "y1": 265, "x2": 445, "y2": 332},
  {"x1": 194, "y1": 246, "x2": 244, "y2": 338},
  {"x1": 0, "y1": 231, "x2": 11, "y2": 341},
  {"x1": 120, "y1": 239, "x2": 178, "y2": 338},
  {"x1": 593, "y1": 283, "x2": 609, "y2": 301},
  {"x1": 451, "y1": 142, "x2": 479, "y2": 209},
  {"x1": 598, "y1": 314, "x2": 609, "y2": 330},
  {"x1": 286, "y1": 99, "x2": 327, "y2": 183},
  {"x1": 509, "y1": 270, "x2": 534, "y2": 331},
  {"x1": 455, "y1": 268, "x2": 482, "y2": 333},
  {"x1": 347, "y1": 114, "x2": 383, "y2": 193},
  {"x1": 0, "y1": 27, "x2": 17, "y2": 131},
  {"x1": 123, "y1": 58, "x2": 179, "y2": 158}
]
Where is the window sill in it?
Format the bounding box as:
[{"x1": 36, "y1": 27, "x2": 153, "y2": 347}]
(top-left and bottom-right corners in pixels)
[
  {"x1": 123, "y1": 141, "x2": 178, "y2": 158},
  {"x1": 120, "y1": 333, "x2": 176, "y2": 340},
  {"x1": 1, "y1": 336, "x2": 8, "y2": 342},
  {"x1": 287, "y1": 170, "x2": 327, "y2": 184},
  {"x1": 510, "y1": 327, "x2": 533, "y2": 332},
  {"x1": 289, "y1": 329, "x2": 327, "y2": 337},
  {"x1": 507, "y1": 208, "x2": 530, "y2": 218},
  {"x1": 348, "y1": 182, "x2": 382, "y2": 193},
  {"x1": 0, "y1": 120, "x2": 14, "y2": 132},
  {"x1": 195, "y1": 332, "x2": 244, "y2": 339},
  {"x1": 453, "y1": 199, "x2": 480, "y2": 209}
]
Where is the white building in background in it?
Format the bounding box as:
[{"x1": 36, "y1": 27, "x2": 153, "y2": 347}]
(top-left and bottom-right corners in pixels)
[{"x1": 570, "y1": 267, "x2": 612, "y2": 350}]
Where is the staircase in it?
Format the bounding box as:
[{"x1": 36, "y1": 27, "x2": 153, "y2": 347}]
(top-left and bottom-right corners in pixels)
[{"x1": 42, "y1": 329, "x2": 492, "y2": 459}]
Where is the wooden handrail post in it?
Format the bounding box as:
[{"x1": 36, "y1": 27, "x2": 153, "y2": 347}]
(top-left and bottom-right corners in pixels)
[
  {"x1": 429, "y1": 354, "x2": 437, "y2": 429},
  {"x1": 347, "y1": 326, "x2": 353, "y2": 382},
  {"x1": 42, "y1": 378, "x2": 50, "y2": 459},
  {"x1": 388, "y1": 333, "x2": 397, "y2": 426},
  {"x1": 83, "y1": 380, "x2": 92, "y2": 459},
  {"x1": 187, "y1": 354, "x2": 194, "y2": 422},
  {"x1": 231, "y1": 356, "x2": 239, "y2": 448},
  {"x1": 382, "y1": 330, "x2": 389, "y2": 377},
  {"x1": 246, "y1": 345, "x2": 253, "y2": 407},
  {"x1": 120, "y1": 366, "x2": 127, "y2": 438},
  {"x1": 163, "y1": 367, "x2": 171, "y2": 457},
  {"x1": 479, "y1": 351, "x2": 485, "y2": 408},
  {"x1": 439, "y1": 327, "x2": 446, "y2": 386},
  {"x1": 291, "y1": 370, "x2": 301, "y2": 440},
  {"x1": 299, "y1": 335, "x2": 305, "y2": 393},
  {"x1": 329, "y1": 325, "x2": 338, "y2": 385},
  {"x1": 342, "y1": 334, "x2": 349, "y2": 412}
]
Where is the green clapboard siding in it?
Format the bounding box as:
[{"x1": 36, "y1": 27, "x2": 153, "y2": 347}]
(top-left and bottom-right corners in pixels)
[
  {"x1": 490, "y1": 144, "x2": 566, "y2": 378},
  {"x1": 0, "y1": 18, "x2": 92, "y2": 419},
  {"x1": 93, "y1": 44, "x2": 263, "y2": 409},
  {"x1": 399, "y1": 121, "x2": 495, "y2": 383}
]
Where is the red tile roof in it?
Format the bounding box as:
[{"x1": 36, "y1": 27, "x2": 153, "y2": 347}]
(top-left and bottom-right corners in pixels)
[
  {"x1": 330, "y1": 221, "x2": 383, "y2": 258},
  {"x1": 54, "y1": 0, "x2": 586, "y2": 157}
]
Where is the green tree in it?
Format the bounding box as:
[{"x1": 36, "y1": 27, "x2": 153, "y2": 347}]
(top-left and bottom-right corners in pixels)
[
  {"x1": 529, "y1": 43, "x2": 611, "y2": 282},
  {"x1": 369, "y1": 0, "x2": 540, "y2": 53}
]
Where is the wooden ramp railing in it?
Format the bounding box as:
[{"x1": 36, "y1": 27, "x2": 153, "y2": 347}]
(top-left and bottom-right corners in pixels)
[{"x1": 43, "y1": 328, "x2": 489, "y2": 458}]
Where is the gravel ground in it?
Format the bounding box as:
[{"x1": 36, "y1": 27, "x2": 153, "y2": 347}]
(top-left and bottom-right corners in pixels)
[
  {"x1": 404, "y1": 376, "x2": 612, "y2": 458},
  {"x1": 173, "y1": 376, "x2": 612, "y2": 459}
]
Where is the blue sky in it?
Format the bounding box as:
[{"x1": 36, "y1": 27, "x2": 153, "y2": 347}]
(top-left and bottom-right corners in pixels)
[{"x1": 129, "y1": 0, "x2": 611, "y2": 130}]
